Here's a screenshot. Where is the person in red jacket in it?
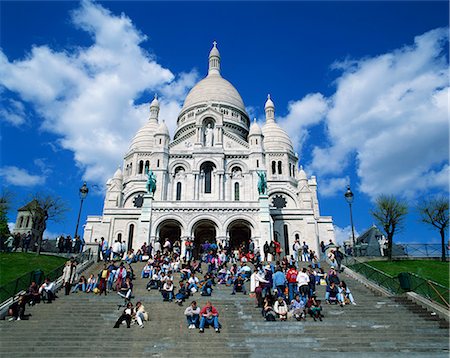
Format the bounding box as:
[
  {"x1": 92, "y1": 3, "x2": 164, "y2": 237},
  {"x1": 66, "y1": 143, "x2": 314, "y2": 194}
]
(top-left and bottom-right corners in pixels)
[
  {"x1": 199, "y1": 301, "x2": 221, "y2": 333},
  {"x1": 286, "y1": 265, "x2": 298, "y2": 302},
  {"x1": 274, "y1": 240, "x2": 282, "y2": 261}
]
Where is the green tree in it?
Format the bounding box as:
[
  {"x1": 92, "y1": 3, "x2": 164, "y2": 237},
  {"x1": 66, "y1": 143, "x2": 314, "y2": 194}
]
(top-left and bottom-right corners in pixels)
[
  {"x1": 371, "y1": 195, "x2": 408, "y2": 260},
  {"x1": 26, "y1": 194, "x2": 67, "y2": 254},
  {"x1": 0, "y1": 189, "x2": 13, "y2": 241},
  {"x1": 418, "y1": 196, "x2": 449, "y2": 262}
]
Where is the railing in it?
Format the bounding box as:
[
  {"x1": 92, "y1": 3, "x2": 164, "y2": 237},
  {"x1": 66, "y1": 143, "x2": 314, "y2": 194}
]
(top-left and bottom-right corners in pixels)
[
  {"x1": 343, "y1": 255, "x2": 403, "y2": 294},
  {"x1": 0, "y1": 249, "x2": 92, "y2": 304},
  {"x1": 396, "y1": 244, "x2": 449, "y2": 258},
  {"x1": 343, "y1": 254, "x2": 449, "y2": 308}
]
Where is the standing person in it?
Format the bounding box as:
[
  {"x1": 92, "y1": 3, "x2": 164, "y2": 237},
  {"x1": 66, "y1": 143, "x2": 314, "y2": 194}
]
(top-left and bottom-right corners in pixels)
[
  {"x1": 272, "y1": 267, "x2": 286, "y2": 299},
  {"x1": 98, "y1": 264, "x2": 109, "y2": 295},
  {"x1": 274, "y1": 240, "x2": 282, "y2": 262},
  {"x1": 268, "y1": 241, "x2": 276, "y2": 262},
  {"x1": 263, "y1": 242, "x2": 269, "y2": 262},
  {"x1": 154, "y1": 239, "x2": 162, "y2": 254},
  {"x1": 62, "y1": 260, "x2": 77, "y2": 295},
  {"x1": 285, "y1": 265, "x2": 298, "y2": 302},
  {"x1": 199, "y1": 301, "x2": 221, "y2": 333},
  {"x1": 23, "y1": 232, "x2": 32, "y2": 252},
  {"x1": 292, "y1": 239, "x2": 301, "y2": 263},
  {"x1": 296, "y1": 267, "x2": 310, "y2": 300},
  {"x1": 302, "y1": 241, "x2": 309, "y2": 262},
  {"x1": 184, "y1": 300, "x2": 200, "y2": 329},
  {"x1": 113, "y1": 302, "x2": 133, "y2": 328}
]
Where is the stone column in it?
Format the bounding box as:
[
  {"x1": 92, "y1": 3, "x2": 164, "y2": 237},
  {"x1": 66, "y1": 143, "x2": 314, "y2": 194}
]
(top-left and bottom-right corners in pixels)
[
  {"x1": 135, "y1": 193, "x2": 153, "y2": 250},
  {"x1": 258, "y1": 194, "x2": 273, "y2": 258}
]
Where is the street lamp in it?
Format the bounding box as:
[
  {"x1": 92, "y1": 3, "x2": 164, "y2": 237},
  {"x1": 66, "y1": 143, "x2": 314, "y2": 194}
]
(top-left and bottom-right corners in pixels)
[
  {"x1": 74, "y1": 182, "x2": 89, "y2": 238},
  {"x1": 344, "y1": 185, "x2": 356, "y2": 255}
]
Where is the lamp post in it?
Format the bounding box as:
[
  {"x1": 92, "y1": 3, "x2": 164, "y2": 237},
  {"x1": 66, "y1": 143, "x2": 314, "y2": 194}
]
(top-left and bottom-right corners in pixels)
[
  {"x1": 74, "y1": 182, "x2": 89, "y2": 238},
  {"x1": 344, "y1": 185, "x2": 356, "y2": 255}
]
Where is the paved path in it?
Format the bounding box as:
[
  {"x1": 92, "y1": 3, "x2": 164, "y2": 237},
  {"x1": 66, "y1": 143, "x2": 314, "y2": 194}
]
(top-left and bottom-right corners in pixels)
[{"x1": 0, "y1": 260, "x2": 448, "y2": 357}]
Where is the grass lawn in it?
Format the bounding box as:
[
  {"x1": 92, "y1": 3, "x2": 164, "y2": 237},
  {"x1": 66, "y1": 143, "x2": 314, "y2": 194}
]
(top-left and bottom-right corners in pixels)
[
  {"x1": 0, "y1": 252, "x2": 67, "y2": 286},
  {"x1": 367, "y1": 260, "x2": 449, "y2": 287}
]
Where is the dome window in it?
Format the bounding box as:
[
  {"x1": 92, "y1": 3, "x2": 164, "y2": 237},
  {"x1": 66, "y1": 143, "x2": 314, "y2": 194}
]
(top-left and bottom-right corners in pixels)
[
  {"x1": 272, "y1": 195, "x2": 287, "y2": 209},
  {"x1": 272, "y1": 161, "x2": 276, "y2": 175},
  {"x1": 277, "y1": 161, "x2": 282, "y2": 175}
]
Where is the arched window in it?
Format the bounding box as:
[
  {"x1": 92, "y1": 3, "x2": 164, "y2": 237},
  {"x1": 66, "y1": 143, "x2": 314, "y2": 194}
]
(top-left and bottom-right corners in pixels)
[
  {"x1": 278, "y1": 161, "x2": 282, "y2": 175},
  {"x1": 25, "y1": 216, "x2": 30, "y2": 228},
  {"x1": 295, "y1": 233, "x2": 300, "y2": 241},
  {"x1": 127, "y1": 224, "x2": 134, "y2": 252},
  {"x1": 138, "y1": 161, "x2": 144, "y2": 174},
  {"x1": 176, "y1": 182, "x2": 182, "y2": 201},
  {"x1": 201, "y1": 162, "x2": 214, "y2": 194},
  {"x1": 129, "y1": 163, "x2": 132, "y2": 175},
  {"x1": 256, "y1": 159, "x2": 259, "y2": 168},
  {"x1": 283, "y1": 224, "x2": 290, "y2": 255},
  {"x1": 272, "y1": 161, "x2": 276, "y2": 175},
  {"x1": 144, "y1": 161, "x2": 150, "y2": 173},
  {"x1": 234, "y1": 182, "x2": 240, "y2": 201},
  {"x1": 256, "y1": 139, "x2": 258, "y2": 145},
  {"x1": 118, "y1": 233, "x2": 122, "y2": 241},
  {"x1": 19, "y1": 216, "x2": 24, "y2": 228},
  {"x1": 157, "y1": 159, "x2": 160, "y2": 168}
]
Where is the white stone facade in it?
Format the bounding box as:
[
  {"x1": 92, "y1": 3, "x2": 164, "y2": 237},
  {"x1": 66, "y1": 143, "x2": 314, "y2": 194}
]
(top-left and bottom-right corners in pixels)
[{"x1": 83, "y1": 43, "x2": 334, "y2": 258}]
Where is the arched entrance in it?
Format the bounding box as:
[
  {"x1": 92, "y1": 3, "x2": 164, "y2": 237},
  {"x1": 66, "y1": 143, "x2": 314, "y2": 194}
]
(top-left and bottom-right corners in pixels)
[
  {"x1": 228, "y1": 220, "x2": 252, "y2": 253},
  {"x1": 157, "y1": 220, "x2": 182, "y2": 246},
  {"x1": 192, "y1": 219, "x2": 217, "y2": 259}
]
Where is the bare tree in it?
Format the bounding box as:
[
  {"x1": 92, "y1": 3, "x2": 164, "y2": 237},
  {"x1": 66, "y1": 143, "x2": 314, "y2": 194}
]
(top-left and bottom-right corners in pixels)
[
  {"x1": 0, "y1": 188, "x2": 13, "y2": 241},
  {"x1": 371, "y1": 195, "x2": 408, "y2": 260},
  {"x1": 418, "y1": 196, "x2": 449, "y2": 262},
  {"x1": 26, "y1": 194, "x2": 67, "y2": 254}
]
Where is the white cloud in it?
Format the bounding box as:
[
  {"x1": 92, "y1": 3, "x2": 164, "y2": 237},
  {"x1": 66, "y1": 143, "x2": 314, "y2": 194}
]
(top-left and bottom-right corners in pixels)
[
  {"x1": 8, "y1": 222, "x2": 15, "y2": 232},
  {"x1": 334, "y1": 225, "x2": 359, "y2": 246},
  {"x1": 0, "y1": 166, "x2": 46, "y2": 187},
  {"x1": 0, "y1": 98, "x2": 26, "y2": 126},
  {"x1": 308, "y1": 28, "x2": 449, "y2": 199},
  {"x1": 319, "y1": 177, "x2": 349, "y2": 198},
  {"x1": 0, "y1": 0, "x2": 195, "y2": 184},
  {"x1": 278, "y1": 93, "x2": 328, "y2": 156}
]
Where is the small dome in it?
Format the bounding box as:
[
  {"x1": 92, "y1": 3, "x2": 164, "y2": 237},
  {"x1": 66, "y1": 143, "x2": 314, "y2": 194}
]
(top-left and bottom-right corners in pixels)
[
  {"x1": 262, "y1": 121, "x2": 294, "y2": 153},
  {"x1": 128, "y1": 121, "x2": 158, "y2": 152},
  {"x1": 150, "y1": 94, "x2": 159, "y2": 108},
  {"x1": 156, "y1": 120, "x2": 170, "y2": 137},
  {"x1": 265, "y1": 94, "x2": 274, "y2": 109},
  {"x1": 298, "y1": 166, "x2": 307, "y2": 181},
  {"x1": 113, "y1": 167, "x2": 123, "y2": 180},
  {"x1": 209, "y1": 41, "x2": 220, "y2": 58},
  {"x1": 249, "y1": 119, "x2": 262, "y2": 136}
]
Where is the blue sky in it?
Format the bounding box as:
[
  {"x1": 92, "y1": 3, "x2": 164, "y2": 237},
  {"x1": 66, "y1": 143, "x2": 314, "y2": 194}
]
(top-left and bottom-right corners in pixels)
[{"x1": 1, "y1": 1, "x2": 448, "y2": 244}]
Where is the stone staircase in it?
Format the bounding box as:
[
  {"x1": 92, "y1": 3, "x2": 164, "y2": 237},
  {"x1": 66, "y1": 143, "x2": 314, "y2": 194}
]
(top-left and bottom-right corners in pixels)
[{"x1": 0, "y1": 261, "x2": 448, "y2": 357}]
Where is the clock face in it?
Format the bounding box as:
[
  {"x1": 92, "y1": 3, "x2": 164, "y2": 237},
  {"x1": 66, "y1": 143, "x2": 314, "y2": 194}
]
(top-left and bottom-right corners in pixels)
[{"x1": 133, "y1": 194, "x2": 144, "y2": 208}]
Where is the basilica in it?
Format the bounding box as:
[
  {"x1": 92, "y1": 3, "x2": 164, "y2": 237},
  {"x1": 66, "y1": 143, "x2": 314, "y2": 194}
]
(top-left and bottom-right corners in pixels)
[{"x1": 83, "y1": 43, "x2": 334, "y2": 258}]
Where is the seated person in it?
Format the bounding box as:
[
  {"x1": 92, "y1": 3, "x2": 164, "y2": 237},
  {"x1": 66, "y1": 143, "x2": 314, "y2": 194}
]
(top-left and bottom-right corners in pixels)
[
  {"x1": 147, "y1": 269, "x2": 161, "y2": 290},
  {"x1": 200, "y1": 276, "x2": 213, "y2": 296},
  {"x1": 231, "y1": 275, "x2": 247, "y2": 295},
  {"x1": 39, "y1": 277, "x2": 56, "y2": 303},
  {"x1": 175, "y1": 281, "x2": 190, "y2": 305},
  {"x1": 180, "y1": 265, "x2": 192, "y2": 281},
  {"x1": 262, "y1": 296, "x2": 277, "y2": 321},
  {"x1": 307, "y1": 296, "x2": 323, "y2": 321},
  {"x1": 117, "y1": 277, "x2": 133, "y2": 301},
  {"x1": 188, "y1": 274, "x2": 199, "y2": 293},
  {"x1": 113, "y1": 302, "x2": 134, "y2": 328},
  {"x1": 338, "y1": 280, "x2": 356, "y2": 305},
  {"x1": 273, "y1": 297, "x2": 288, "y2": 321},
  {"x1": 184, "y1": 300, "x2": 200, "y2": 329},
  {"x1": 161, "y1": 280, "x2": 174, "y2": 301},
  {"x1": 86, "y1": 274, "x2": 97, "y2": 293},
  {"x1": 141, "y1": 262, "x2": 153, "y2": 279},
  {"x1": 135, "y1": 249, "x2": 143, "y2": 263},
  {"x1": 8, "y1": 294, "x2": 26, "y2": 321},
  {"x1": 289, "y1": 294, "x2": 306, "y2": 321},
  {"x1": 26, "y1": 281, "x2": 41, "y2": 305},
  {"x1": 71, "y1": 275, "x2": 87, "y2": 293},
  {"x1": 199, "y1": 301, "x2": 220, "y2": 333},
  {"x1": 237, "y1": 263, "x2": 252, "y2": 280},
  {"x1": 216, "y1": 266, "x2": 229, "y2": 285},
  {"x1": 325, "y1": 281, "x2": 339, "y2": 304},
  {"x1": 134, "y1": 301, "x2": 148, "y2": 328}
]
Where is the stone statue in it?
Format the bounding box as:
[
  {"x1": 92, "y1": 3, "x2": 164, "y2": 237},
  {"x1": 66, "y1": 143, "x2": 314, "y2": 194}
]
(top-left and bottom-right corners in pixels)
[
  {"x1": 257, "y1": 171, "x2": 267, "y2": 195},
  {"x1": 146, "y1": 169, "x2": 157, "y2": 195},
  {"x1": 204, "y1": 123, "x2": 213, "y2": 147}
]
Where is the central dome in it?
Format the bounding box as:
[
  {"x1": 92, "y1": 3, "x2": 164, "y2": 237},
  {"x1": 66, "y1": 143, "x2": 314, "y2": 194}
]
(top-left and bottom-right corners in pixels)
[
  {"x1": 180, "y1": 42, "x2": 246, "y2": 114},
  {"x1": 182, "y1": 74, "x2": 245, "y2": 113}
]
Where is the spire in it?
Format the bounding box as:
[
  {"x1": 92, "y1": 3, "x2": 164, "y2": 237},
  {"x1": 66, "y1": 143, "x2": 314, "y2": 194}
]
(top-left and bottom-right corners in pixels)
[
  {"x1": 208, "y1": 41, "x2": 221, "y2": 76},
  {"x1": 264, "y1": 94, "x2": 275, "y2": 122},
  {"x1": 149, "y1": 93, "x2": 159, "y2": 123}
]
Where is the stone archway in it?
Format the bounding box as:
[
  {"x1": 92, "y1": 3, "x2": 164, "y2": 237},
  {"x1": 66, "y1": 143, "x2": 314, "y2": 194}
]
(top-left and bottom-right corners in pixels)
[
  {"x1": 227, "y1": 220, "x2": 252, "y2": 253},
  {"x1": 157, "y1": 220, "x2": 182, "y2": 246},
  {"x1": 192, "y1": 219, "x2": 217, "y2": 259}
]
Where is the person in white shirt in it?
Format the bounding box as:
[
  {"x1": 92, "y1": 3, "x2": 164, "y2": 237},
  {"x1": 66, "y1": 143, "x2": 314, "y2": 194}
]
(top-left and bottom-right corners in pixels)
[
  {"x1": 188, "y1": 274, "x2": 199, "y2": 293},
  {"x1": 184, "y1": 300, "x2": 200, "y2": 329},
  {"x1": 296, "y1": 267, "x2": 310, "y2": 299},
  {"x1": 39, "y1": 278, "x2": 56, "y2": 303},
  {"x1": 292, "y1": 240, "x2": 301, "y2": 262},
  {"x1": 154, "y1": 240, "x2": 162, "y2": 253}
]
